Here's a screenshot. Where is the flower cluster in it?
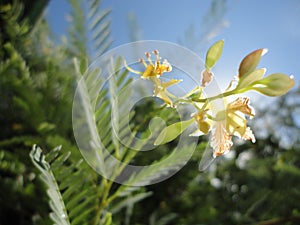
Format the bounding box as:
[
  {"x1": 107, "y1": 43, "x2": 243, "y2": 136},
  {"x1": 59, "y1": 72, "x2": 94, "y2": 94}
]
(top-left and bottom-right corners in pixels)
[
  {"x1": 125, "y1": 40, "x2": 295, "y2": 158},
  {"x1": 125, "y1": 50, "x2": 180, "y2": 107}
]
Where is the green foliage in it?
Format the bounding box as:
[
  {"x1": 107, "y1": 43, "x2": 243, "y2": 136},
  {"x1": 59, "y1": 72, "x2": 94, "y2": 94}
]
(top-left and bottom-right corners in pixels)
[
  {"x1": 0, "y1": 0, "x2": 83, "y2": 224},
  {"x1": 88, "y1": 0, "x2": 112, "y2": 58},
  {"x1": 154, "y1": 119, "x2": 194, "y2": 145},
  {"x1": 178, "y1": 0, "x2": 227, "y2": 51},
  {"x1": 30, "y1": 145, "x2": 103, "y2": 225},
  {"x1": 28, "y1": 61, "x2": 156, "y2": 224},
  {"x1": 1, "y1": 0, "x2": 299, "y2": 225},
  {"x1": 128, "y1": 136, "x2": 300, "y2": 225},
  {"x1": 0, "y1": 1, "x2": 29, "y2": 56},
  {"x1": 68, "y1": 0, "x2": 88, "y2": 58},
  {"x1": 67, "y1": 0, "x2": 112, "y2": 60},
  {"x1": 21, "y1": 0, "x2": 50, "y2": 27},
  {"x1": 0, "y1": 148, "x2": 51, "y2": 225},
  {"x1": 30, "y1": 145, "x2": 71, "y2": 225}
]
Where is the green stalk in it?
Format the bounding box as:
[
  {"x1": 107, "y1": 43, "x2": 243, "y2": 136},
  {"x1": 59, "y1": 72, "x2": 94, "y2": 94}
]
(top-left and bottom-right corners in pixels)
[{"x1": 192, "y1": 87, "x2": 249, "y2": 103}]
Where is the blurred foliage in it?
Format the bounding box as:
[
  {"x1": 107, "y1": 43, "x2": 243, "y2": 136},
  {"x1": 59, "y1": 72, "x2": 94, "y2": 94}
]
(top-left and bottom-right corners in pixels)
[
  {"x1": 178, "y1": 0, "x2": 228, "y2": 52},
  {"x1": 0, "y1": 0, "x2": 76, "y2": 224},
  {"x1": 1, "y1": 0, "x2": 300, "y2": 225}
]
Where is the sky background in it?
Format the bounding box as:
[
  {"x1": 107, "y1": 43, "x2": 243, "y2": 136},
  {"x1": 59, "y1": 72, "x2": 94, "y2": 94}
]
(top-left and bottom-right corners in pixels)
[{"x1": 46, "y1": 0, "x2": 300, "y2": 93}]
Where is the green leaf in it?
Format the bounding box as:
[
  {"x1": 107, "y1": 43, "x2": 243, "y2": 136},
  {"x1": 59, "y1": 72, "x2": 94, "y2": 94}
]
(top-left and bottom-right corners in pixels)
[
  {"x1": 152, "y1": 213, "x2": 177, "y2": 225},
  {"x1": 111, "y1": 192, "x2": 152, "y2": 214},
  {"x1": 31, "y1": 144, "x2": 102, "y2": 225},
  {"x1": 205, "y1": 39, "x2": 224, "y2": 70},
  {"x1": 117, "y1": 141, "x2": 197, "y2": 189},
  {"x1": 68, "y1": 0, "x2": 112, "y2": 59},
  {"x1": 102, "y1": 212, "x2": 112, "y2": 225},
  {"x1": 37, "y1": 122, "x2": 56, "y2": 133},
  {"x1": 30, "y1": 145, "x2": 71, "y2": 225},
  {"x1": 154, "y1": 119, "x2": 194, "y2": 145},
  {"x1": 236, "y1": 68, "x2": 266, "y2": 90},
  {"x1": 88, "y1": 0, "x2": 112, "y2": 58},
  {"x1": 238, "y1": 48, "x2": 267, "y2": 78},
  {"x1": 251, "y1": 73, "x2": 295, "y2": 96}
]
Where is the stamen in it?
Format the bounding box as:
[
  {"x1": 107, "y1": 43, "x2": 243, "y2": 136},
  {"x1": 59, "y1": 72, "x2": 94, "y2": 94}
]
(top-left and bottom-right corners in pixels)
[
  {"x1": 153, "y1": 50, "x2": 159, "y2": 55},
  {"x1": 139, "y1": 58, "x2": 148, "y2": 68},
  {"x1": 124, "y1": 60, "x2": 143, "y2": 75},
  {"x1": 145, "y1": 52, "x2": 153, "y2": 66}
]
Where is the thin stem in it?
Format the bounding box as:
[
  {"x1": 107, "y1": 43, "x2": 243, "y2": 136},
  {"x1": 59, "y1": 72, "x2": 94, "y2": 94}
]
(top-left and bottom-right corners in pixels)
[
  {"x1": 250, "y1": 215, "x2": 300, "y2": 225},
  {"x1": 201, "y1": 99, "x2": 209, "y2": 111},
  {"x1": 93, "y1": 130, "x2": 141, "y2": 225},
  {"x1": 93, "y1": 178, "x2": 108, "y2": 225},
  {"x1": 206, "y1": 113, "x2": 216, "y2": 121},
  {"x1": 192, "y1": 88, "x2": 247, "y2": 103},
  {"x1": 173, "y1": 98, "x2": 193, "y2": 105}
]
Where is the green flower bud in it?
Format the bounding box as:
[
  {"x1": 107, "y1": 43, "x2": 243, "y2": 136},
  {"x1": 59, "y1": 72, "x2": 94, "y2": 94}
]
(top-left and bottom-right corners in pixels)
[
  {"x1": 250, "y1": 73, "x2": 295, "y2": 96},
  {"x1": 236, "y1": 68, "x2": 266, "y2": 90},
  {"x1": 205, "y1": 40, "x2": 224, "y2": 70}
]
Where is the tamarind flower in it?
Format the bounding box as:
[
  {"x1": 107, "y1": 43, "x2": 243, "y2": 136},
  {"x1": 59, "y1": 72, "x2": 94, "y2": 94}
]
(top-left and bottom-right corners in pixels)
[
  {"x1": 211, "y1": 97, "x2": 255, "y2": 157},
  {"x1": 124, "y1": 50, "x2": 172, "y2": 79},
  {"x1": 125, "y1": 50, "x2": 179, "y2": 107}
]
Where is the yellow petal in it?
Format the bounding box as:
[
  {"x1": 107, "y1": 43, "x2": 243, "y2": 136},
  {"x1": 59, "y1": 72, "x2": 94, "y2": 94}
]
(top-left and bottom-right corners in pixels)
[
  {"x1": 162, "y1": 79, "x2": 181, "y2": 88},
  {"x1": 189, "y1": 128, "x2": 205, "y2": 137},
  {"x1": 226, "y1": 111, "x2": 247, "y2": 137},
  {"x1": 199, "y1": 121, "x2": 210, "y2": 134},
  {"x1": 155, "y1": 91, "x2": 173, "y2": 107},
  {"x1": 141, "y1": 64, "x2": 156, "y2": 79},
  {"x1": 157, "y1": 59, "x2": 172, "y2": 74}
]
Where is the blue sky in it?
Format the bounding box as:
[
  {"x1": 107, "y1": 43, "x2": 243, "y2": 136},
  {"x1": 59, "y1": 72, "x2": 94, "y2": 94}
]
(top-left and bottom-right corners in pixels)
[{"x1": 46, "y1": 0, "x2": 300, "y2": 91}]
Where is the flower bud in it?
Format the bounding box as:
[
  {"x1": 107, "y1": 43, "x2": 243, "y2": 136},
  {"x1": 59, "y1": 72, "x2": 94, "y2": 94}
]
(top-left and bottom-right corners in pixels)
[
  {"x1": 238, "y1": 48, "x2": 268, "y2": 79},
  {"x1": 251, "y1": 73, "x2": 295, "y2": 96},
  {"x1": 205, "y1": 40, "x2": 224, "y2": 70}
]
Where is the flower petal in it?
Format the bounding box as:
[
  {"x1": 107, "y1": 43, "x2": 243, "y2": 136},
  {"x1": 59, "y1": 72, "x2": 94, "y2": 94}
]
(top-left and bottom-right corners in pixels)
[
  {"x1": 155, "y1": 91, "x2": 173, "y2": 106},
  {"x1": 210, "y1": 120, "x2": 233, "y2": 157},
  {"x1": 242, "y1": 127, "x2": 256, "y2": 143},
  {"x1": 162, "y1": 79, "x2": 181, "y2": 88},
  {"x1": 199, "y1": 121, "x2": 210, "y2": 134},
  {"x1": 189, "y1": 128, "x2": 205, "y2": 137},
  {"x1": 228, "y1": 97, "x2": 255, "y2": 117},
  {"x1": 141, "y1": 64, "x2": 156, "y2": 79},
  {"x1": 226, "y1": 111, "x2": 247, "y2": 137}
]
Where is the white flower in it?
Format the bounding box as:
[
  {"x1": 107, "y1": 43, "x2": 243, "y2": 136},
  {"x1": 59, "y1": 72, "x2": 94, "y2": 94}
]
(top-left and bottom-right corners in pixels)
[{"x1": 210, "y1": 97, "x2": 256, "y2": 157}]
